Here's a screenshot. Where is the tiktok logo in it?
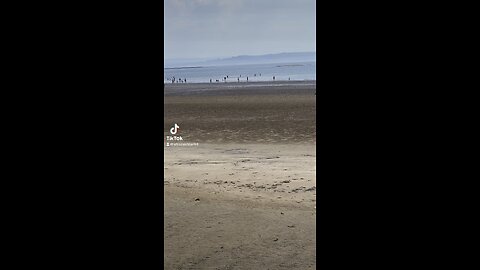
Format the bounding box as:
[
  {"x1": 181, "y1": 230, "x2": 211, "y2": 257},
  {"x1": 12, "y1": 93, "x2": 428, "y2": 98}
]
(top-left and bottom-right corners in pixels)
[
  {"x1": 170, "y1": 123, "x2": 180, "y2": 135},
  {"x1": 165, "y1": 123, "x2": 197, "y2": 147}
]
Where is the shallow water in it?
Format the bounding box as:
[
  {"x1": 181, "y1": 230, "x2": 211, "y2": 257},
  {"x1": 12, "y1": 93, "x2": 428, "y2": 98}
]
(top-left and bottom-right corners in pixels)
[{"x1": 164, "y1": 61, "x2": 316, "y2": 84}]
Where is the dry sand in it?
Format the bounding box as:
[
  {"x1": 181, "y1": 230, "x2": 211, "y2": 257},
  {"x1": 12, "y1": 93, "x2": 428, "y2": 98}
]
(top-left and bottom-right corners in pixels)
[{"x1": 164, "y1": 81, "x2": 316, "y2": 269}]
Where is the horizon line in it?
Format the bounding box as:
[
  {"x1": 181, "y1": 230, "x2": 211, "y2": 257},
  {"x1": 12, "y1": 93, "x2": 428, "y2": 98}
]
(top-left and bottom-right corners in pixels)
[{"x1": 165, "y1": 51, "x2": 316, "y2": 61}]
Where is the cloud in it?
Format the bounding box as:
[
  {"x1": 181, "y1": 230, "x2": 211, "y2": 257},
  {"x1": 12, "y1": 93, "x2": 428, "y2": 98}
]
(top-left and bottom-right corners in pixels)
[
  {"x1": 164, "y1": 0, "x2": 315, "y2": 59},
  {"x1": 165, "y1": 0, "x2": 242, "y2": 12}
]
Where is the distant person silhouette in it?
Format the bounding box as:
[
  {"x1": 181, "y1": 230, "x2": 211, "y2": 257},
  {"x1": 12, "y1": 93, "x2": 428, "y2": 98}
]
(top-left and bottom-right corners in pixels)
[
  {"x1": 247, "y1": 77, "x2": 248, "y2": 82},
  {"x1": 210, "y1": 79, "x2": 212, "y2": 83},
  {"x1": 238, "y1": 78, "x2": 239, "y2": 82},
  {"x1": 273, "y1": 76, "x2": 275, "y2": 81}
]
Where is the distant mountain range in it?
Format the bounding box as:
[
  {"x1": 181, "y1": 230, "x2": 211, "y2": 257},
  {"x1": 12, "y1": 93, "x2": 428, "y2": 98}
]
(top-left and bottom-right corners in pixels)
[{"x1": 164, "y1": 52, "x2": 316, "y2": 68}]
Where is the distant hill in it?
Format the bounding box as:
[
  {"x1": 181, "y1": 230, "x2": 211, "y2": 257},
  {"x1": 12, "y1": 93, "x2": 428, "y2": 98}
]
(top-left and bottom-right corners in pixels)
[
  {"x1": 164, "y1": 52, "x2": 316, "y2": 68},
  {"x1": 201, "y1": 52, "x2": 316, "y2": 66}
]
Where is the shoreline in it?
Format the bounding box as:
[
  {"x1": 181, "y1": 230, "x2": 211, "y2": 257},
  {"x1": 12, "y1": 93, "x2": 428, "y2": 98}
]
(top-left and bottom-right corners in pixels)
[
  {"x1": 164, "y1": 79, "x2": 316, "y2": 86},
  {"x1": 164, "y1": 80, "x2": 316, "y2": 96}
]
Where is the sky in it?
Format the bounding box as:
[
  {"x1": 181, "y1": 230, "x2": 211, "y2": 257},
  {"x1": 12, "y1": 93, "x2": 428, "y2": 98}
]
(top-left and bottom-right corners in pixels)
[{"x1": 164, "y1": 0, "x2": 316, "y2": 60}]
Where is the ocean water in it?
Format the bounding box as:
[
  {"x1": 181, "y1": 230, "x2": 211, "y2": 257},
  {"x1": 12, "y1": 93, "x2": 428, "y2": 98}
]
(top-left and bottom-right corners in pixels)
[{"x1": 164, "y1": 61, "x2": 316, "y2": 84}]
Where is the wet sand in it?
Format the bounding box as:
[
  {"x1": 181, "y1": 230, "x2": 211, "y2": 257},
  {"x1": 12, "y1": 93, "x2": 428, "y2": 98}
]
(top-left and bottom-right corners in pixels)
[{"x1": 164, "y1": 81, "x2": 316, "y2": 269}]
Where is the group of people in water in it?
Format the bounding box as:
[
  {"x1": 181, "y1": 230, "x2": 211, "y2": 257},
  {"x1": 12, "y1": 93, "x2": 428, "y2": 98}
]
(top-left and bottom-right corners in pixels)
[
  {"x1": 167, "y1": 76, "x2": 187, "y2": 84},
  {"x1": 167, "y1": 73, "x2": 292, "y2": 84},
  {"x1": 207, "y1": 73, "x2": 282, "y2": 83}
]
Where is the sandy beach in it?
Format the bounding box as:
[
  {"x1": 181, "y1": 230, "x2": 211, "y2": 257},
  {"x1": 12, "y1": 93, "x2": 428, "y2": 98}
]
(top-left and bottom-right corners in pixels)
[{"x1": 164, "y1": 81, "x2": 316, "y2": 269}]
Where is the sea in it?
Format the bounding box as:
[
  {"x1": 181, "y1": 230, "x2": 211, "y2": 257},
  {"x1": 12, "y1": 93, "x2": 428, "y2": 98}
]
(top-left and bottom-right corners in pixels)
[{"x1": 164, "y1": 61, "x2": 316, "y2": 84}]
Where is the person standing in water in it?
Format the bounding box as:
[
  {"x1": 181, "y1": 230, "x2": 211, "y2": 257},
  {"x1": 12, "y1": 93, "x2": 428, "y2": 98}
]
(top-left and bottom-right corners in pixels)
[{"x1": 247, "y1": 76, "x2": 248, "y2": 82}]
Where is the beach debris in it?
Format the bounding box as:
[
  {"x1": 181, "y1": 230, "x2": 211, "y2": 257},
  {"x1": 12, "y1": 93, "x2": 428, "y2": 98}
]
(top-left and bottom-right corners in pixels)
[
  {"x1": 281, "y1": 180, "x2": 291, "y2": 183},
  {"x1": 194, "y1": 198, "x2": 200, "y2": 201},
  {"x1": 273, "y1": 238, "x2": 279, "y2": 242},
  {"x1": 287, "y1": 225, "x2": 295, "y2": 228}
]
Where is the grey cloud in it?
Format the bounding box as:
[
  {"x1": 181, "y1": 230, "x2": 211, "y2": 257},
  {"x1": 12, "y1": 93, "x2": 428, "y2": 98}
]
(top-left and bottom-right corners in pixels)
[{"x1": 164, "y1": 0, "x2": 315, "y2": 59}]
